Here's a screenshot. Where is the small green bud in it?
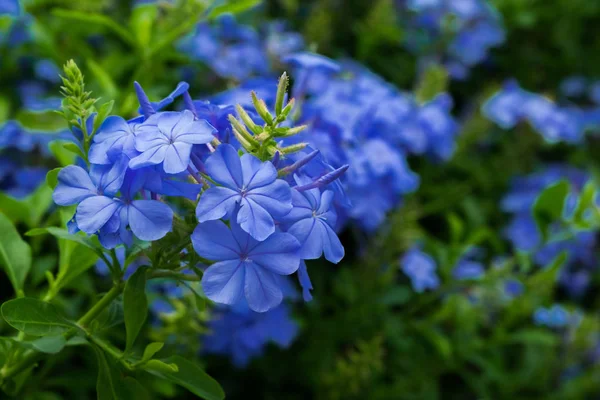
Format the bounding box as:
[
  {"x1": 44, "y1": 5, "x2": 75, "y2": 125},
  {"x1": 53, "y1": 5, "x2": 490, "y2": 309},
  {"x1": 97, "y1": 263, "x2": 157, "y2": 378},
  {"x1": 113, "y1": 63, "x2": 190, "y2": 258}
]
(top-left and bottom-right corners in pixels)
[
  {"x1": 235, "y1": 104, "x2": 262, "y2": 134},
  {"x1": 276, "y1": 124, "x2": 308, "y2": 137},
  {"x1": 251, "y1": 91, "x2": 274, "y2": 125},
  {"x1": 280, "y1": 98, "x2": 295, "y2": 120},
  {"x1": 275, "y1": 72, "x2": 289, "y2": 116},
  {"x1": 279, "y1": 142, "x2": 308, "y2": 154},
  {"x1": 228, "y1": 115, "x2": 259, "y2": 147}
]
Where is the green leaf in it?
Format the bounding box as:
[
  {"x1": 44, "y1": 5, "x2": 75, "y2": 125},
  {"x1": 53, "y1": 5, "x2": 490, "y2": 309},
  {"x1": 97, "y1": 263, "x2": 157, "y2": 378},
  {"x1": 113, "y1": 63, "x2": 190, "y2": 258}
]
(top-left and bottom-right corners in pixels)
[
  {"x1": 528, "y1": 252, "x2": 567, "y2": 299},
  {"x1": 46, "y1": 168, "x2": 62, "y2": 189},
  {"x1": 15, "y1": 110, "x2": 66, "y2": 131},
  {"x1": 573, "y1": 181, "x2": 597, "y2": 227},
  {"x1": 26, "y1": 227, "x2": 104, "y2": 256},
  {"x1": 129, "y1": 4, "x2": 157, "y2": 48},
  {"x1": 62, "y1": 142, "x2": 86, "y2": 160},
  {"x1": 27, "y1": 335, "x2": 67, "y2": 354},
  {"x1": 49, "y1": 140, "x2": 77, "y2": 167},
  {"x1": 93, "y1": 346, "x2": 144, "y2": 400},
  {"x1": 0, "y1": 212, "x2": 32, "y2": 293},
  {"x1": 533, "y1": 180, "x2": 570, "y2": 241},
  {"x1": 124, "y1": 267, "x2": 148, "y2": 352},
  {"x1": 207, "y1": 0, "x2": 261, "y2": 19},
  {"x1": 51, "y1": 237, "x2": 99, "y2": 298},
  {"x1": 145, "y1": 359, "x2": 179, "y2": 374},
  {"x1": 0, "y1": 184, "x2": 53, "y2": 227},
  {"x1": 415, "y1": 63, "x2": 449, "y2": 104},
  {"x1": 183, "y1": 282, "x2": 207, "y2": 311},
  {"x1": 52, "y1": 9, "x2": 136, "y2": 47},
  {"x1": 1, "y1": 298, "x2": 75, "y2": 336},
  {"x1": 87, "y1": 60, "x2": 118, "y2": 100},
  {"x1": 93, "y1": 100, "x2": 115, "y2": 134},
  {"x1": 140, "y1": 342, "x2": 164, "y2": 364},
  {"x1": 144, "y1": 355, "x2": 225, "y2": 400}
]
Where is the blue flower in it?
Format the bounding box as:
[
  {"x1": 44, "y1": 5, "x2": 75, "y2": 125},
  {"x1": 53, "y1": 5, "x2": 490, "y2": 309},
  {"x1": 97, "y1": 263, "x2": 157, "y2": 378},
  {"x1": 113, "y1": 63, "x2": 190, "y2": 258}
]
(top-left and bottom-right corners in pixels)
[
  {"x1": 129, "y1": 110, "x2": 215, "y2": 174},
  {"x1": 534, "y1": 305, "x2": 570, "y2": 328},
  {"x1": 196, "y1": 144, "x2": 293, "y2": 241},
  {"x1": 297, "y1": 261, "x2": 314, "y2": 302},
  {"x1": 400, "y1": 247, "x2": 440, "y2": 293},
  {"x1": 89, "y1": 116, "x2": 142, "y2": 164},
  {"x1": 203, "y1": 303, "x2": 298, "y2": 367},
  {"x1": 0, "y1": 0, "x2": 20, "y2": 17},
  {"x1": 482, "y1": 80, "x2": 529, "y2": 129},
  {"x1": 53, "y1": 166, "x2": 173, "y2": 245},
  {"x1": 280, "y1": 177, "x2": 344, "y2": 263},
  {"x1": 452, "y1": 260, "x2": 485, "y2": 280},
  {"x1": 192, "y1": 217, "x2": 301, "y2": 312}
]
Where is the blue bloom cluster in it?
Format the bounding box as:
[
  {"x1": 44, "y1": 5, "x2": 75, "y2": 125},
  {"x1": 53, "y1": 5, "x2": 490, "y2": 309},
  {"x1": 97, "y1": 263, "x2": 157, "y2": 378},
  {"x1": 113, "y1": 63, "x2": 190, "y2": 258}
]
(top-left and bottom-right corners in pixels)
[
  {"x1": 533, "y1": 304, "x2": 572, "y2": 328},
  {"x1": 53, "y1": 77, "x2": 348, "y2": 313},
  {"x1": 284, "y1": 56, "x2": 458, "y2": 231},
  {"x1": 502, "y1": 165, "x2": 597, "y2": 297},
  {"x1": 483, "y1": 80, "x2": 600, "y2": 143},
  {"x1": 203, "y1": 302, "x2": 298, "y2": 367},
  {"x1": 397, "y1": 0, "x2": 505, "y2": 79},
  {"x1": 179, "y1": 16, "x2": 460, "y2": 232},
  {"x1": 180, "y1": 15, "x2": 303, "y2": 81}
]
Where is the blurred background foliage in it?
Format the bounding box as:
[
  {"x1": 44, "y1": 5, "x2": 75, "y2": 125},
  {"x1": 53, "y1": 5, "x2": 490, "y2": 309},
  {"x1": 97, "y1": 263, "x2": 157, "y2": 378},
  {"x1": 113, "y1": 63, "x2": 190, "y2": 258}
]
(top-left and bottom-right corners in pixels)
[{"x1": 2, "y1": 0, "x2": 600, "y2": 399}]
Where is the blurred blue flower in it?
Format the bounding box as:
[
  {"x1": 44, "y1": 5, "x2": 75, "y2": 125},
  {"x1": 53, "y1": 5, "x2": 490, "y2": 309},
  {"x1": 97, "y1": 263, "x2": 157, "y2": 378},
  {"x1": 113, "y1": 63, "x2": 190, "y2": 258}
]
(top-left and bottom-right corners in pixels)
[
  {"x1": 400, "y1": 247, "x2": 440, "y2": 292},
  {"x1": 452, "y1": 260, "x2": 485, "y2": 280},
  {"x1": 203, "y1": 302, "x2": 298, "y2": 367},
  {"x1": 534, "y1": 304, "x2": 570, "y2": 328}
]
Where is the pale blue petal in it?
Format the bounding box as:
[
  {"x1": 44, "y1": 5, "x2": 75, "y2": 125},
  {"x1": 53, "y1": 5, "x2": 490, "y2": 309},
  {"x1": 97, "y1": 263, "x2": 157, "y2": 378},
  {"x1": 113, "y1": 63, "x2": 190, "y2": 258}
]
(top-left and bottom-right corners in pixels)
[
  {"x1": 237, "y1": 197, "x2": 275, "y2": 241},
  {"x1": 196, "y1": 186, "x2": 240, "y2": 222},
  {"x1": 163, "y1": 142, "x2": 193, "y2": 174},
  {"x1": 191, "y1": 220, "x2": 240, "y2": 261},
  {"x1": 76, "y1": 196, "x2": 121, "y2": 234},
  {"x1": 204, "y1": 144, "x2": 243, "y2": 189},
  {"x1": 53, "y1": 166, "x2": 97, "y2": 206},
  {"x1": 247, "y1": 179, "x2": 293, "y2": 218},
  {"x1": 244, "y1": 263, "x2": 283, "y2": 312},
  {"x1": 157, "y1": 180, "x2": 201, "y2": 200},
  {"x1": 241, "y1": 154, "x2": 277, "y2": 189},
  {"x1": 202, "y1": 259, "x2": 245, "y2": 306},
  {"x1": 127, "y1": 200, "x2": 173, "y2": 241},
  {"x1": 129, "y1": 144, "x2": 168, "y2": 169},
  {"x1": 250, "y1": 232, "x2": 300, "y2": 274}
]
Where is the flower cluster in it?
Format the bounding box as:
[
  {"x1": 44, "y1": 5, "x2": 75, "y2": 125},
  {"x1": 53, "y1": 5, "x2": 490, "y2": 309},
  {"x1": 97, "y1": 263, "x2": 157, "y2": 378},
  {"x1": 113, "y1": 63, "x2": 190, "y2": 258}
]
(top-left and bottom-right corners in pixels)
[
  {"x1": 502, "y1": 165, "x2": 597, "y2": 297},
  {"x1": 396, "y1": 0, "x2": 505, "y2": 79},
  {"x1": 180, "y1": 15, "x2": 303, "y2": 81},
  {"x1": 482, "y1": 80, "x2": 599, "y2": 143},
  {"x1": 284, "y1": 55, "x2": 458, "y2": 231},
  {"x1": 53, "y1": 70, "x2": 348, "y2": 314}
]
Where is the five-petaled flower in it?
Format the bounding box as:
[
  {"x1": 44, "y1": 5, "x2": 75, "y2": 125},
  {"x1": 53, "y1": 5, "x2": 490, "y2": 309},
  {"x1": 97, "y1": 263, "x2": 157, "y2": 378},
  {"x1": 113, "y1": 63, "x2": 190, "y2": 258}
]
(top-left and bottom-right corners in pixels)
[
  {"x1": 192, "y1": 216, "x2": 301, "y2": 312},
  {"x1": 129, "y1": 110, "x2": 216, "y2": 174},
  {"x1": 196, "y1": 144, "x2": 293, "y2": 241}
]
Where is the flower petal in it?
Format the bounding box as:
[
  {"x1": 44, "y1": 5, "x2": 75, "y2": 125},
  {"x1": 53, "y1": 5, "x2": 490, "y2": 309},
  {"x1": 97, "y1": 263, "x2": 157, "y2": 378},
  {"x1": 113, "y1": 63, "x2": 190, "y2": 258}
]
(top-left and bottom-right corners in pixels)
[
  {"x1": 173, "y1": 119, "x2": 215, "y2": 144},
  {"x1": 76, "y1": 196, "x2": 121, "y2": 234},
  {"x1": 247, "y1": 179, "x2": 292, "y2": 218},
  {"x1": 196, "y1": 186, "x2": 240, "y2": 222},
  {"x1": 192, "y1": 220, "x2": 240, "y2": 261},
  {"x1": 163, "y1": 142, "x2": 192, "y2": 174},
  {"x1": 201, "y1": 259, "x2": 246, "y2": 306},
  {"x1": 127, "y1": 200, "x2": 173, "y2": 241},
  {"x1": 244, "y1": 263, "x2": 283, "y2": 312},
  {"x1": 241, "y1": 154, "x2": 277, "y2": 189},
  {"x1": 129, "y1": 144, "x2": 168, "y2": 170},
  {"x1": 53, "y1": 166, "x2": 97, "y2": 206},
  {"x1": 204, "y1": 144, "x2": 243, "y2": 189},
  {"x1": 237, "y1": 197, "x2": 275, "y2": 241},
  {"x1": 250, "y1": 232, "x2": 300, "y2": 274}
]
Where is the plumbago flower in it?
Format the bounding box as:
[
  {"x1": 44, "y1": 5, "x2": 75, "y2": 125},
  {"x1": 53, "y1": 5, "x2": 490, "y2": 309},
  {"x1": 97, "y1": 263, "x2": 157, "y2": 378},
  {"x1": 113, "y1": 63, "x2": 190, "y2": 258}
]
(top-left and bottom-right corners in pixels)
[
  {"x1": 52, "y1": 68, "x2": 349, "y2": 314},
  {"x1": 195, "y1": 143, "x2": 292, "y2": 241}
]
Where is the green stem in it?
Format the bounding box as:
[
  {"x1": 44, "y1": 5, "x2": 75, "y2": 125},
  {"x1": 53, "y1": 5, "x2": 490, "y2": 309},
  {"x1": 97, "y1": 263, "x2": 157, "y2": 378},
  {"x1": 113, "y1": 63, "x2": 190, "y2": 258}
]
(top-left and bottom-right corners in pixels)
[
  {"x1": 149, "y1": 270, "x2": 200, "y2": 281},
  {"x1": 77, "y1": 283, "x2": 124, "y2": 329}
]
